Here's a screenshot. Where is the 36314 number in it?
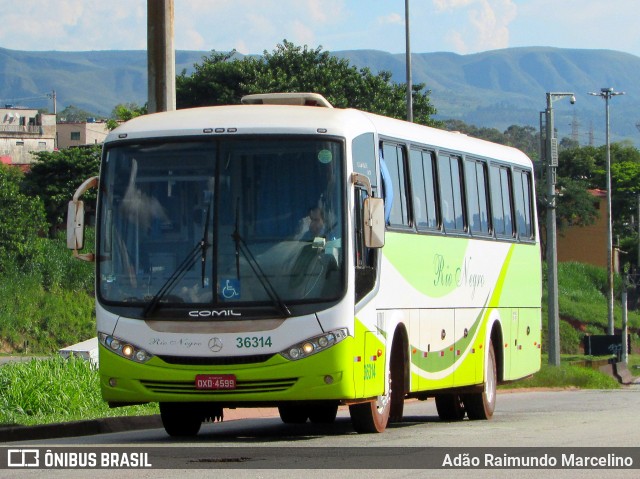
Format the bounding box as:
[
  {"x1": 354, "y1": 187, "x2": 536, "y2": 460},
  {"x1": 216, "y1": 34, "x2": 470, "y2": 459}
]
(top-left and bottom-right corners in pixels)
[{"x1": 235, "y1": 336, "x2": 273, "y2": 348}]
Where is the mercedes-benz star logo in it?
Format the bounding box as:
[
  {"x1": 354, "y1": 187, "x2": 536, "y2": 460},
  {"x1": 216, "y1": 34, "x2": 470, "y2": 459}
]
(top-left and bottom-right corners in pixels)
[{"x1": 208, "y1": 337, "x2": 223, "y2": 353}]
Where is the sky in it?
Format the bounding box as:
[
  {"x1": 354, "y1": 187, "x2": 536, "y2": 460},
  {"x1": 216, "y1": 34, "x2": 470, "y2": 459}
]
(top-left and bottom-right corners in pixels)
[{"x1": 2, "y1": 0, "x2": 640, "y2": 57}]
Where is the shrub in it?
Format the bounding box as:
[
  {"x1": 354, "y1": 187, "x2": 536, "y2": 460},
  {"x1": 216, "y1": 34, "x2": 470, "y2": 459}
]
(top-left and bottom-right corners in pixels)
[{"x1": 0, "y1": 164, "x2": 47, "y2": 269}]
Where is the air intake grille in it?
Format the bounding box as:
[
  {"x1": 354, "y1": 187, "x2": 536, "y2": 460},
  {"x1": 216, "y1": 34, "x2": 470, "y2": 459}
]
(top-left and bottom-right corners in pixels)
[{"x1": 157, "y1": 353, "x2": 275, "y2": 366}]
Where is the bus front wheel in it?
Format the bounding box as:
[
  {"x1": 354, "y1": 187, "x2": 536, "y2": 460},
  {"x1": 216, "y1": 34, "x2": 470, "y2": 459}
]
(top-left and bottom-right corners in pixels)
[
  {"x1": 308, "y1": 403, "x2": 339, "y2": 423},
  {"x1": 159, "y1": 402, "x2": 202, "y2": 437},
  {"x1": 349, "y1": 394, "x2": 390, "y2": 433},
  {"x1": 278, "y1": 404, "x2": 309, "y2": 424}
]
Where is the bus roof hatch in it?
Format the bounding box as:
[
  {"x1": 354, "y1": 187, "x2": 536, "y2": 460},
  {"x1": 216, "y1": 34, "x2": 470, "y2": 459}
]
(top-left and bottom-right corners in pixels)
[{"x1": 241, "y1": 92, "x2": 333, "y2": 108}]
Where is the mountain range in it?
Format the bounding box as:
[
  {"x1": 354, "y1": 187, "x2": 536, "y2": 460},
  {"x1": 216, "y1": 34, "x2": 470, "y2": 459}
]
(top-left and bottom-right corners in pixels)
[{"x1": 1, "y1": 46, "x2": 638, "y2": 146}]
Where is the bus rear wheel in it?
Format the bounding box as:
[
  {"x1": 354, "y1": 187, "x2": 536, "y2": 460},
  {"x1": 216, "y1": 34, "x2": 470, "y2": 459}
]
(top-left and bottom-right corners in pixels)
[
  {"x1": 463, "y1": 341, "x2": 497, "y2": 420},
  {"x1": 159, "y1": 402, "x2": 202, "y2": 437}
]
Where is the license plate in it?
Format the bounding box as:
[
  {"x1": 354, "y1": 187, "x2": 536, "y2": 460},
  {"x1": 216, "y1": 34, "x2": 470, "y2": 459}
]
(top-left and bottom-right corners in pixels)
[{"x1": 195, "y1": 374, "x2": 236, "y2": 390}]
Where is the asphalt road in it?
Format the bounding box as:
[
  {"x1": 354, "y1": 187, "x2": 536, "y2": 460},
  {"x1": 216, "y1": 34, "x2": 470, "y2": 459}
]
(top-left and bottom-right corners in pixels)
[{"x1": 3, "y1": 388, "x2": 639, "y2": 479}]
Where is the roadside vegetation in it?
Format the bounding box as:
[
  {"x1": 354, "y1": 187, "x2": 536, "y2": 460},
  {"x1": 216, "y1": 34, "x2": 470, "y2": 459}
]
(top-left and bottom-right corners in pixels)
[
  {"x1": 500, "y1": 359, "x2": 621, "y2": 390},
  {"x1": 0, "y1": 357, "x2": 157, "y2": 427}
]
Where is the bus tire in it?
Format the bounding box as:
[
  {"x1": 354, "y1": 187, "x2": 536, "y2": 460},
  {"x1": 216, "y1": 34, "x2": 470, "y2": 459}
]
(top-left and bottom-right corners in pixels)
[
  {"x1": 389, "y1": 339, "x2": 405, "y2": 423},
  {"x1": 463, "y1": 341, "x2": 497, "y2": 420},
  {"x1": 278, "y1": 404, "x2": 309, "y2": 424},
  {"x1": 159, "y1": 402, "x2": 202, "y2": 437},
  {"x1": 308, "y1": 403, "x2": 339, "y2": 424},
  {"x1": 435, "y1": 394, "x2": 465, "y2": 421},
  {"x1": 349, "y1": 395, "x2": 390, "y2": 433}
]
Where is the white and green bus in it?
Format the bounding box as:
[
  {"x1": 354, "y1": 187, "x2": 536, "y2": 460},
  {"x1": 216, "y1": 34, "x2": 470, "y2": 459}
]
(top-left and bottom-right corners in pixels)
[{"x1": 68, "y1": 92, "x2": 541, "y2": 436}]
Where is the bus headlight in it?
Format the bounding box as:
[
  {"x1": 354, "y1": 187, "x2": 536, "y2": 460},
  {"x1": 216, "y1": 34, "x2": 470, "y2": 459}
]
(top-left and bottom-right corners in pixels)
[
  {"x1": 279, "y1": 328, "x2": 348, "y2": 361},
  {"x1": 98, "y1": 333, "x2": 153, "y2": 363}
]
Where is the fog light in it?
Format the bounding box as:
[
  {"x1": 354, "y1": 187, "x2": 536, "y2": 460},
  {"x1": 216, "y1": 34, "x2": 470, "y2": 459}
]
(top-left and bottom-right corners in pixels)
[
  {"x1": 324, "y1": 375, "x2": 334, "y2": 384},
  {"x1": 109, "y1": 378, "x2": 117, "y2": 387}
]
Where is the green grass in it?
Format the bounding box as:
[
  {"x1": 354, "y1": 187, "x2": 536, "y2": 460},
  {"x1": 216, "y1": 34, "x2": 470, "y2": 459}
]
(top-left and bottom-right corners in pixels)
[
  {"x1": 541, "y1": 262, "x2": 640, "y2": 354},
  {"x1": 0, "y1": 356, "x2": 157, "y2": 427},
  {"x1": 501, "y1": 358, "x2": 621, "y2": 390},
  {"x1": 556, "y1": 262, "x2": 640, "y2": 331},
  {"x1": 0, "y1": 230, "x2": 95, "y2": 353}
]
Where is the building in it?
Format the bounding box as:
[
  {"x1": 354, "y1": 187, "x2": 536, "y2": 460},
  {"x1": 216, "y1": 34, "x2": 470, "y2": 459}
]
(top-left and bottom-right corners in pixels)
[
  {"x1": 0, "y1": 106, "x2": 56, "y2": 165},
  {"x1": 56, "y1": 119, "x2": 110, "y2": 149},
  {"x1": 556, "y1": 189, "x2": 619, "y2": 271}
]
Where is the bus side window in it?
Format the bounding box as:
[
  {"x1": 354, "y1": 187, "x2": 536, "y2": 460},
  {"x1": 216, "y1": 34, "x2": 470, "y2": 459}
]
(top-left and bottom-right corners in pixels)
[
  {"x1": 381, "y1": 142, "x2": 410, "y2": 228},
  {"x1": 513, "y1": 169, "x2": 534, "y2": 240},
  {"x1": 438, "y1": 154, "x2": 466, "y2": 232},
  {"x1": 465, "y1": 158, "x2": 491, "y2": 235},
  {"x1": 490, "y1": 164, "x2": 515, "y2": 238},
  {"x1": 410, "y1": 148, "x2": 439, "y2": 230}
]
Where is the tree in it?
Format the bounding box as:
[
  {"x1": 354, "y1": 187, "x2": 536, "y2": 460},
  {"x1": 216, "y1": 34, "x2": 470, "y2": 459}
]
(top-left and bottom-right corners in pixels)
[
  {"x1": 107, "y1": 102, "x2": 147, "y2": 130},
  {"x1": 58, "y1": 105, "x2": 100, "y2": 122},
  {"x1": 22, "y1": 145, "x2": 101, "y2": 235},
  {"x1": 0, "y1": 164, "x2": 47, "y2": 268},
  {"x1": 442, "y1": 119, "x2": 539, "y2": 160},
  {"x1": 177, "y1": 41, "x2": 439, "y2": 126}
]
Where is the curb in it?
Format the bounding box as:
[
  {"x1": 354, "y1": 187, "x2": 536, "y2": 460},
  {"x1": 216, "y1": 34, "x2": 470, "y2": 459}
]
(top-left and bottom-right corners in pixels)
[
  {"x1": 0, "y1": 408, "x2": 281, "y2": 443},
  {"x1": 1, "y1": 415, "x2": 163, "y2": 443}
]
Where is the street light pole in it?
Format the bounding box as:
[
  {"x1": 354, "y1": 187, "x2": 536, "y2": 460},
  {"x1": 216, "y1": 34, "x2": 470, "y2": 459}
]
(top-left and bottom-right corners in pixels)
[
  {"x1": 545, "y1": 92, "x2": 575, "y2": 366},
  {"x1": 405, "y1": 0, "x2": 413, "y2": 122},
  {"x1": 589, "y1": 87, "x2": 625, "y2": 336}
]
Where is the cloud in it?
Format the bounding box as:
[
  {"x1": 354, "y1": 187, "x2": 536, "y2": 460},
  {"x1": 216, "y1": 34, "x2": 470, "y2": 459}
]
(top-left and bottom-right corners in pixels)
[
  {"x1": 432, "y1": 0, "x2": 517, "y2": 54},
  {"x1": 174, "y1": 0, "x2": 347, "y2": 53},
  {"x1": 0, "y1": 0, "x2": 147, "y2": 51},
  {"x1": 433, "y1": 0, "x2": 475, "y2": 11},
  {"x1": 377, "y1": 13, "x2": 404, "y2": 26}
]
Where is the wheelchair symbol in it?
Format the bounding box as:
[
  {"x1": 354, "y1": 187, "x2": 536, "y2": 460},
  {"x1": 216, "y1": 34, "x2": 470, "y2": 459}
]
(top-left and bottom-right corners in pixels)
[{"x1": 221, "y1": 279, "x2": 240, "y2": 299}]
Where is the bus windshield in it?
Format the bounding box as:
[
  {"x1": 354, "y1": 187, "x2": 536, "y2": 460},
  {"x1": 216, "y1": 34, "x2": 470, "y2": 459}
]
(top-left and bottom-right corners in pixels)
[{"x1": 97, "y1": 137, "x2": 344, "y2": 316}]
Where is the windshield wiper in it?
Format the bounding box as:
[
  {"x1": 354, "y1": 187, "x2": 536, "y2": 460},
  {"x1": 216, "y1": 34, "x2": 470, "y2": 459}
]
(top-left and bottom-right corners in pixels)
[
  {"x1": 201, "y1": 200, "x2": 212, "y2": 287},
  {"x1": 143, "y1": 206, "x2": 212, "y2": 318},
  {"x1": 142, "y1": 242, "x2": 201, "y2": 318},
  {"x1": 232, "y1": 201, "x2": 291, "y2": 318}
]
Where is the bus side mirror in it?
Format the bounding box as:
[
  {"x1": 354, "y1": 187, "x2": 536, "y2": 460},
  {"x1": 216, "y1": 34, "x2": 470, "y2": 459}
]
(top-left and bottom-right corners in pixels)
[
  {"x1": 364, "y1": 197, "x2": 385, "y2": 248},
  {"x1": 67, "y1": 176, "x2": 98, "y2": 262},
  {"x1": 67, "y1": 200, "x2": 85, "y2": 250}
]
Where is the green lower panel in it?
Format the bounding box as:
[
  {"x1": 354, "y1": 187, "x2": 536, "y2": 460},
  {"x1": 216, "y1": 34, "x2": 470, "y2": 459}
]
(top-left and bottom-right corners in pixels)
[{"x1": 100, "y1": 339, "x2": 357, "y2": 404}]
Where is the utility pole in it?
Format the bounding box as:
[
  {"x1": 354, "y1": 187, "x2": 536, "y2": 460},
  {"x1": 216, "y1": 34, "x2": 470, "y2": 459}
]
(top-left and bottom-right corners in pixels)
[
  {"x1": 405, "y1": 0, "x2": 413, "y2": 122},
  {"x1": 589, "y1": 88, "x2": 625, "y2": 335},
  {"x1": 147, "y1": 0, "x2": 176, "y2": 113},
  {"x1": 545, "y1": 92, "x2": 575, "y2": 366},
  {"x1": 621, "y1": 273, "x2": 628, "y2": 364}
]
